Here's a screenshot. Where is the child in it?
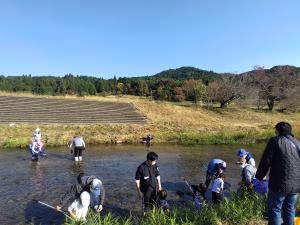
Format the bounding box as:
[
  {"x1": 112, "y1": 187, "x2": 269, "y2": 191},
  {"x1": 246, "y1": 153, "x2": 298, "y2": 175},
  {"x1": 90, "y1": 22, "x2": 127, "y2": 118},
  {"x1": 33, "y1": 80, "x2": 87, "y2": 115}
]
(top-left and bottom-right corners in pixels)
[
  {"x1": 211, "y1": 173, "x2": 225, "y2": 204},
  {"x1": 191, "y1": 183, "x2": 207, "y2": 209},
  {"x1": 157, "y1": 189, "x2": 170, "y2": 212},
  {"x1": 68, "y1": 191, "x2": 90, "y2": 221}
]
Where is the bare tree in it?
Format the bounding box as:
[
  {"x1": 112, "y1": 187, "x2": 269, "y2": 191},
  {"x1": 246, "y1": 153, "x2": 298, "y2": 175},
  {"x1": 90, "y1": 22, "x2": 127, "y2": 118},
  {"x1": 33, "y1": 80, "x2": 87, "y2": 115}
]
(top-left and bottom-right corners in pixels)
[{"x1": 207, "y1": 74, "x2": 243, "y2": 108}]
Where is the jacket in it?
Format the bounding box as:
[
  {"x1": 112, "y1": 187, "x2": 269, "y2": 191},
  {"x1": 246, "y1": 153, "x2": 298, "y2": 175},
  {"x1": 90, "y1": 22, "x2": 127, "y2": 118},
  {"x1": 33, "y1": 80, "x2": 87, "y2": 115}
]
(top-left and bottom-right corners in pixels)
[{"x1": 256, "y1": 135, "x2": 300, "y2": 193}]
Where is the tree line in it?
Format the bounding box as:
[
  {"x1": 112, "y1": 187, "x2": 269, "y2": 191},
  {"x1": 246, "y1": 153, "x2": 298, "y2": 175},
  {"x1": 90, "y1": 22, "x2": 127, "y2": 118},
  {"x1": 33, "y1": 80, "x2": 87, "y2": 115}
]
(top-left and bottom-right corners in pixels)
[{"x1": 1, "y1": 65, "x2": 300, "y2": 111}]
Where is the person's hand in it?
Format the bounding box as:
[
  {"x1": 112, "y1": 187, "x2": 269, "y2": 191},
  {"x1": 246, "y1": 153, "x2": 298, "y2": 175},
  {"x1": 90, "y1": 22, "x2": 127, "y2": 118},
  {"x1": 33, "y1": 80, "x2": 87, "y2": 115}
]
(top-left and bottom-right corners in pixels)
[
  {"x1": 56, "y1": 205, "x2": 62, "y2": 211},
  {"x1": 96, "y1": 205, "x2": 103, "y2": 213},
  {"x1": 138, "y1": 191, "x2": 144, "y2": 198}
]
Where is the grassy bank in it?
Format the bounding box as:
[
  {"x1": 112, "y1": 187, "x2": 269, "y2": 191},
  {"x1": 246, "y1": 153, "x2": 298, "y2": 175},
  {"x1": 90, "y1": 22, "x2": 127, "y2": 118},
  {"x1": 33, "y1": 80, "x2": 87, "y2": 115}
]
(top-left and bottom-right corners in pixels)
[
  {"x1": 64, "y1": 192, "x2": 268, "y2": 225},
  {"x1": 1, "y1": 93, "x2": 300, "y2": 148}
]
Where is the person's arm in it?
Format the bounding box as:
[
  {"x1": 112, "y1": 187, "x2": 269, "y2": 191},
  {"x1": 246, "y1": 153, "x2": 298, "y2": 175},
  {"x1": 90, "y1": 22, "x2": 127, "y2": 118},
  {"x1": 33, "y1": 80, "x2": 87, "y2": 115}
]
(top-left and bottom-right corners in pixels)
[
  {"x1": 256, "y1": 138, "x2": 276, "y2": 181},
  {"x1": 96, "y1": 185, "x2": 105, "y2": 212},
  {"x1": 220, "y1": 180, "x2": 224, "y2": 192},
  {"x1": 135, "y1": 166, "x2": 144, "y2": 198},
  {"x1": 136, "y1": 180, "x2": 143, "y2": 198},
  {"x1": 155, "y1": 165, "x2": 162, "y2": 191},
  {"x1": 68, "y1": 203, "x2": 77, "y2": 220},
  {"x1": 82, "y1": 139, "x2": 86, "y2": 149},
  {"x1": 156, "y1": 176, "x2": 162, "y2": 191}
]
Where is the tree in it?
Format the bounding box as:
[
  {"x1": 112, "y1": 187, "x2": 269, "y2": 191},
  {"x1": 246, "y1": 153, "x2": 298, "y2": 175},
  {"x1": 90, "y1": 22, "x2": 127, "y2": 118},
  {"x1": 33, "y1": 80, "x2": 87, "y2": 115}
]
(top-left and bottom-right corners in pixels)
[
  {"x1": 183, "y1": 79, "x2": 207, "y2": 105},
  {"x1": 173, "y1": 87, "x2": 185, "y2": 102},
  {"x1": 208, "y1": 75, "x2": 243, "y2": 108}
]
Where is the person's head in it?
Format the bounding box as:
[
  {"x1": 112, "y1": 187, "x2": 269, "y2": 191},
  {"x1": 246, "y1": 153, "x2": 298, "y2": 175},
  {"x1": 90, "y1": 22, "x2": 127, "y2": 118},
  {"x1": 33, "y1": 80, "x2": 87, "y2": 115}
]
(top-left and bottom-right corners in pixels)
[
  {"x1": 35, "y1": 128, "x2": 41, "y2": 133},
  {"x1": 197, "y1": 183, "x2": 207, "y2": 195},
  {"x1": 217, "y1": 162, "x2": 226, "y2": 173},
  {"x1": 237, "y1": 149, "x2": 248, "y2": 158},
  {"x1": 80, "y1": 191, "x2": 90, "y2": 207},
  {"x1": 146, "y1": 152, "x2": 158, "y2": 165},
  {"x1": 275, "y1": 122, "x2": 292, "y2": 136},
  {"x1": 218, "y1": 173, "x2": 225, "y2": 180},
  {"x1": 159, "y1": 189, "x2": 167, "y2": 200}
]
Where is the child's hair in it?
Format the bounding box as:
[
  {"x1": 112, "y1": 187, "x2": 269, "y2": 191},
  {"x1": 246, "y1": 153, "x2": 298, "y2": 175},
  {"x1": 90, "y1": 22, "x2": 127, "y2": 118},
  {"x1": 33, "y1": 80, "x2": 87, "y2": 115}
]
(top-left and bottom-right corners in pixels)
[
  {"x1": 218, "y1": 173, "x2": 225, "y2": 179},
  {"x1": 197, "y1": 183, "x2": 207, "y2": 194},
  {"x1": 159, "y1": 189, "x2": 167, "y2": 200}
]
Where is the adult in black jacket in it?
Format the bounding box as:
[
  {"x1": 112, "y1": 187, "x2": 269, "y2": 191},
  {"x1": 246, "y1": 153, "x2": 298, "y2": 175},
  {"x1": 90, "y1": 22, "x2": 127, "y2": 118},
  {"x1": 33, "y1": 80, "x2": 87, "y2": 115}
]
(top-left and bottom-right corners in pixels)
[
  {"x1": 135, "y1": 152, "x2": 162, "y2": 214},
  {"x1": 256, "y1": 122, "x2": 300, "y2": 225}
]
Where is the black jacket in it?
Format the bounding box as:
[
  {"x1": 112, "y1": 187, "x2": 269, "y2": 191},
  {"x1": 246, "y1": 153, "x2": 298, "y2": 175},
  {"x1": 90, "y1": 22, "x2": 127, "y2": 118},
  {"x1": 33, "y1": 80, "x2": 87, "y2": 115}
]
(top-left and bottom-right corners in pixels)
[{"x1": 256, "y1": 135, "x2": 300, "y2": 193}]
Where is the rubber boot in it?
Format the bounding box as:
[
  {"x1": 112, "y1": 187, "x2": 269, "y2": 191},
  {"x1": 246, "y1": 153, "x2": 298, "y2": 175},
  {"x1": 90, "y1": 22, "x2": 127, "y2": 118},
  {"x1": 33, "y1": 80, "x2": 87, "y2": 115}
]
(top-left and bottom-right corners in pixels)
[
  {"x1": 79, "y1": 156, "x2": 82, "y2": 161},
  {"x1": 75, "y1": 157, "x2": 79, "y2": 161}
]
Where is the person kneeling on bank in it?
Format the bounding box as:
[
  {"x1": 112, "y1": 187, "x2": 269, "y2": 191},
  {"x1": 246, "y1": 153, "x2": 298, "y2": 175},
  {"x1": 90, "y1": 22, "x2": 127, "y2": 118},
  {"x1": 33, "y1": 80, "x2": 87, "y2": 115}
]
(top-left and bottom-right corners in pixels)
[{"x1": 57, "y1": 173, "x2": 105, "y2": 213}]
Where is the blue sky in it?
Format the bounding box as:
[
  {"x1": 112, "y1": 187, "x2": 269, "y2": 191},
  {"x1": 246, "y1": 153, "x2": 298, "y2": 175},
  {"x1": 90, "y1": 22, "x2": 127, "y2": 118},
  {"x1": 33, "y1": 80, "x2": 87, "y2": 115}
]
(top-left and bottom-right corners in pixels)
[{"x1": 0, "y1": 0, "x2": 299, "y2": 78}]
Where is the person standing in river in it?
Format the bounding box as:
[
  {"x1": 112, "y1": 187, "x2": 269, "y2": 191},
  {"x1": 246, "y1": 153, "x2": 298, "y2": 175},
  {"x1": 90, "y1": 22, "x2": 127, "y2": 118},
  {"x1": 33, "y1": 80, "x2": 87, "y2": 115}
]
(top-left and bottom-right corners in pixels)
[
  {"x1": 69, "y1": 135, "x2": 85, "y2": 161},
  {"x1": 256, "y1": 122, "x2": 300, "y2": 225},
  {"x1": 135, "y1": 151, "x2": 162, "y2": 214}
]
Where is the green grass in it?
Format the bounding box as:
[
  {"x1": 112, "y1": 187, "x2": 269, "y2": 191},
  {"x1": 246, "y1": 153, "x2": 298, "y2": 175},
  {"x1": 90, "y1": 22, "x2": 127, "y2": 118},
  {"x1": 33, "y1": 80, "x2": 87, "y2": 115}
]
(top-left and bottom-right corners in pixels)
[{"x1": 63, "y1": 191, "x2": 267, "y2": 225}]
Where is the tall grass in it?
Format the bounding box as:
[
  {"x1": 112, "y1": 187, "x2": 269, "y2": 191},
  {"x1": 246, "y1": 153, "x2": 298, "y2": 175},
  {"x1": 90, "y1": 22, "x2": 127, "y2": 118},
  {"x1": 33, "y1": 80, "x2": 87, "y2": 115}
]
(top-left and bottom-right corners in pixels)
[{"x1": 64, "y1": 192, "x2": 267, "y2": 225}]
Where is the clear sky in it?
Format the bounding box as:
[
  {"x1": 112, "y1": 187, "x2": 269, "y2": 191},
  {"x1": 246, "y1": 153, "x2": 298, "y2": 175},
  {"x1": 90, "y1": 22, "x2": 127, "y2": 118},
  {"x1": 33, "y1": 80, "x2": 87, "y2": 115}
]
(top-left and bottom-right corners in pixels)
[{"x1": 1, "y1": 0, "x2": 300, "y2": 78}]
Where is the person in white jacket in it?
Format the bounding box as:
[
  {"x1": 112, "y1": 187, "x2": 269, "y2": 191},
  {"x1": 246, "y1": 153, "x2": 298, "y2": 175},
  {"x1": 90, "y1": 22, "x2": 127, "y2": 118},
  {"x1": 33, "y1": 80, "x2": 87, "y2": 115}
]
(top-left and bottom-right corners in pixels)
[{"x1": 68, "y1": 191, "x2": 90, "y2": 221}]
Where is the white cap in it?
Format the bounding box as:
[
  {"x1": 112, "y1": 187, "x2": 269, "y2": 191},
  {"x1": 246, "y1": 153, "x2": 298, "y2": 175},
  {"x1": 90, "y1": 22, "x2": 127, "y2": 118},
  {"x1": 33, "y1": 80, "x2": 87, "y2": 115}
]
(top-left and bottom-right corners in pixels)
[{"x1": 80, "y1": 191, "x2": 90, "y2": 207}]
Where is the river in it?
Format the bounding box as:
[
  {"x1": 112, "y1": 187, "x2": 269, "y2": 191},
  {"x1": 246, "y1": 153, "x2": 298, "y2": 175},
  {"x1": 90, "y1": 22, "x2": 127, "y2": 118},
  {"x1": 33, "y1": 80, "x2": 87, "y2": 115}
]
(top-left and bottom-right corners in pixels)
[{"x1": 0, "y1": 143, "x2": 266, "y2": 225}]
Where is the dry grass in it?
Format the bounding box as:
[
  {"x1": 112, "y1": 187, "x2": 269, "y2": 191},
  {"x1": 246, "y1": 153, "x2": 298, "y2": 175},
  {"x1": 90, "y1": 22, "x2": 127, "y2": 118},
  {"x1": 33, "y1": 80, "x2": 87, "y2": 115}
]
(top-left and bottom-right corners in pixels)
[{"x1": 1, "y1": 92, "x2": 300, "y2": 148}]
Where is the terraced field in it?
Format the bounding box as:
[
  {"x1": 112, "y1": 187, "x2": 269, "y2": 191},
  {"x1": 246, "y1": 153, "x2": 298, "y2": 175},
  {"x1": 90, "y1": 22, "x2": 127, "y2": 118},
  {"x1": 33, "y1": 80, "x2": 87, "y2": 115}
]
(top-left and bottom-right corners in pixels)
[{"x1": 0, "y1": 96, "x2": 148, "y2": 124}]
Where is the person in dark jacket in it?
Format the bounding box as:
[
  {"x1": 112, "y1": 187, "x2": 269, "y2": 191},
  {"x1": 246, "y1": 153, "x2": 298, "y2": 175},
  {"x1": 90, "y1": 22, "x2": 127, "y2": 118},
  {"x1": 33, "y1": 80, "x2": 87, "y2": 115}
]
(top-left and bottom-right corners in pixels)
[
  {"x1": 56, "y1": 173, "x2": 105, "y2": 213},
  {"x1": 256, "y1": 122, "x2": 300, "y2": 225},
  {"x1": 135, "y1": 152, "x2": 162, "y2": 214}
]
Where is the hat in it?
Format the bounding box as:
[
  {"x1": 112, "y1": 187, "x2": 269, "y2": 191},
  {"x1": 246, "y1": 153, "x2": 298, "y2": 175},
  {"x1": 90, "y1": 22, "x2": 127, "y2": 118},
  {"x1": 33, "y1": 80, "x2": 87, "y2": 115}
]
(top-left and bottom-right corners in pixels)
[
  {"x1": 219, "y1": 162, "x2": 226, "y2": 170},
  {"x1": 80, "y1": 191, "x2": 90, "y2": 207},
  {"x1": 237, "y1": 149, "x2": 248, "y2": 157}
]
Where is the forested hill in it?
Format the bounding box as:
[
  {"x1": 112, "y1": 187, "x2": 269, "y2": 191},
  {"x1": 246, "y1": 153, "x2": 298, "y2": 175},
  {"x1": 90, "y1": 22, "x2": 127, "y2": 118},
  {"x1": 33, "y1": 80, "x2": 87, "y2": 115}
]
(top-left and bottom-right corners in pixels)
[
  {"x1": 1, "y1": 65, "x2": 300, "y2": 111},
  {"x1": 152, "y1": 67, "x2": 221, "y2": 84},
  {"x1": 241, "y1": 65, "x2": 300, "y2": 77}
]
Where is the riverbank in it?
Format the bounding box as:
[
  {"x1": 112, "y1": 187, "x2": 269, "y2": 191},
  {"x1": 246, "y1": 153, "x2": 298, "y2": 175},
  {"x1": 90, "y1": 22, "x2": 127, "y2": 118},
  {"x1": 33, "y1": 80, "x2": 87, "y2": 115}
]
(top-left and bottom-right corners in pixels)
[
  {"x1": 1, "y1": 93, "x2": 300, "y2": 149},
  {"x1": 64, "y1": 192, "x2": 268, "y2": 225}
]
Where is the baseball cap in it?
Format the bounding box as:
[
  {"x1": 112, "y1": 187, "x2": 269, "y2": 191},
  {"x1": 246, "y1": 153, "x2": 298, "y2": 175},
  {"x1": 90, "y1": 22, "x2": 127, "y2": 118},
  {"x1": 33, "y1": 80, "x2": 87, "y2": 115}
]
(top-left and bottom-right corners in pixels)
[{"x1": 237, "y1": 149, "x2": 248, "y2": 157}]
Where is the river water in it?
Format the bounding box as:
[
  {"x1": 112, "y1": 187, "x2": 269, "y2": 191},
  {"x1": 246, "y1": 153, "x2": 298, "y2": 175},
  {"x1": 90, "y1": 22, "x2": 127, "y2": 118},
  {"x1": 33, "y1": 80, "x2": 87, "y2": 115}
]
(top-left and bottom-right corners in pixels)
[{"x1": 0, "y1": 143, "x2": 266, "y2": 225}]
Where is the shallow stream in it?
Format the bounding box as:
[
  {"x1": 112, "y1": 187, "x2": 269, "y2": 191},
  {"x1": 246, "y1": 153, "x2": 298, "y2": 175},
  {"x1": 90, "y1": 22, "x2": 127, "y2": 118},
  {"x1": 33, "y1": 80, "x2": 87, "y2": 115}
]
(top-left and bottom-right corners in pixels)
[{"x1": 0, "y1": 143, "x2": 265, "y2": 224}]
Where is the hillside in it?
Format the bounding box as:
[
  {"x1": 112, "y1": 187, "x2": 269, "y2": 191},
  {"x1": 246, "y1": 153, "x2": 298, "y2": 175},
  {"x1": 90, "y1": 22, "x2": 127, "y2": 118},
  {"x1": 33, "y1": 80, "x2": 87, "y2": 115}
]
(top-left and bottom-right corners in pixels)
[
  {"x1": 1, "y1": 93, "x2": 300, "y2": 148},
  {"x1": 153, "y1": 66, "x2": 221, "y2": 84}
]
